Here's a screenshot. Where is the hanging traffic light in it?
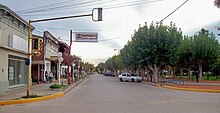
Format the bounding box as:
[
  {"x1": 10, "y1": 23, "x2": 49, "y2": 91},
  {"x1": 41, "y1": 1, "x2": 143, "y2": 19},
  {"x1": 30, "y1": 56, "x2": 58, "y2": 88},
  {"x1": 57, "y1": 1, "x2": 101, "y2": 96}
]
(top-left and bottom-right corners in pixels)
[
  {"x1": 98, "y1": 8, "x2": 103, "y2": 21},
  {"x1": 92, "y1": 8, "x2": 103, "y2": 22}
]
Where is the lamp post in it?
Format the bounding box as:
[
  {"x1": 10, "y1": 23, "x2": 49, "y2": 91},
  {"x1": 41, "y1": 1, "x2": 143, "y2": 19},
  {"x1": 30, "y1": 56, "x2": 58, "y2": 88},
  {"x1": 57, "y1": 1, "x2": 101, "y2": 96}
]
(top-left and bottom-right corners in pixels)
[{"x1": 57, "y1": 52, "x2": 63, "y2": 85}]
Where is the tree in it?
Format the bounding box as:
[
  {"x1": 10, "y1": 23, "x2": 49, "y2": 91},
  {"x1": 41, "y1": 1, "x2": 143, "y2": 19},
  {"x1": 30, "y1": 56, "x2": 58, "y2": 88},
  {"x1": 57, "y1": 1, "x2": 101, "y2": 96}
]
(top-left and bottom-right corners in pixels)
[
  {"x1": 96, "y1": 62, "x2": 105, "y2": 73},
  {"x1": 167, "y1": 23, "x2": 183, "y2": 77},
  {"x1": 177, "y1": 36, "x2": 194, "y2": 78},
  {"x1": 210, "y1": 57, "x2": 220, "y2": 75},
  {"x1": 214, "y1": 0, "x2": 220, "y2": 8},
  {"x1": 83, "y1": 62, "x2": 94, "y2": 74},
  {"x1": 130, "y1": 22, "x2": 183, "y2": 82},
  {"x1": 192, "y1": 28, "x2": 220, "y2": 79}
]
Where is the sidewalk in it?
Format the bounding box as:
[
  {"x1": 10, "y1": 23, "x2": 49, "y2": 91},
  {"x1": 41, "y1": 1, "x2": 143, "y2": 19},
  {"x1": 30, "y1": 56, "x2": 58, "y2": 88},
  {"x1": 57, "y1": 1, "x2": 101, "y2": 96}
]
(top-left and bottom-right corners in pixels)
[
  {"x1": 144, "y1": 79, "x2": 220, "y2": 93},
  {"x1": 0, "y1": 77, "x2": 86, "y2": 105}
]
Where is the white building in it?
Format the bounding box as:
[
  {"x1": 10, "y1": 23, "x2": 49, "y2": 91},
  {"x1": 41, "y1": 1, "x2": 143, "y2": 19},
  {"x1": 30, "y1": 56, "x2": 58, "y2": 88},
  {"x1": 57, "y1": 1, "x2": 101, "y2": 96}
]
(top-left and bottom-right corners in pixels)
[{"x1": 0, "y1": 4, "x2": 34, "y2": 92}]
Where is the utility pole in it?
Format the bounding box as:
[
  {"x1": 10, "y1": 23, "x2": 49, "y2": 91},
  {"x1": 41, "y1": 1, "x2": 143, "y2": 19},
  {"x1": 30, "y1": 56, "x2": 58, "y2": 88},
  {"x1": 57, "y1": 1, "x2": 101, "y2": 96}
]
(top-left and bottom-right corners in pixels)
[
  {"x1": 68, "y1": 30, "x2": 72, "y2": 85},
  {"x1": 26, "y1": 8, "x2": 103, "y2": 96}
]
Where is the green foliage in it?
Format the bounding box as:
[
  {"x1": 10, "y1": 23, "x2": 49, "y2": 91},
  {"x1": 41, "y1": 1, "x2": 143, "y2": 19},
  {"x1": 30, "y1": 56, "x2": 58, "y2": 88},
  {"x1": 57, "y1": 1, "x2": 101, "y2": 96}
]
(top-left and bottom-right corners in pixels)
[
  {"x1": 210, "y1": 58, "x2": 220, "y2": 75},
  {"x1": 22, "y1": 94, "x2": 41, "y2": 99},
  {"x1": 192, "y1": 29, "x2": 220, "y2": 64},
  {"x1": 103, "y1": 22, "x2": 220, "y2": 79},
  {"x1": 96, "y1": 62, "x2": 105, "y2": 73},
  {"x1": 131, "y1": 22, "x2": 183, "y2": 69},
  {"x1": 191, "y1": 29, "x2": 220, "y2": 78},
  {"x1": 203, "y1": 75, "x2": 220, "y2": 80},
  {"x1": 82, "y1": 62, "x2": 95, "y2": 73},
  {"x1": 177, "y1": 36, "x2": 194, "y2": 67},
  {"x1": 50, "y1": 84, "x2": 65, "y2": 89}
]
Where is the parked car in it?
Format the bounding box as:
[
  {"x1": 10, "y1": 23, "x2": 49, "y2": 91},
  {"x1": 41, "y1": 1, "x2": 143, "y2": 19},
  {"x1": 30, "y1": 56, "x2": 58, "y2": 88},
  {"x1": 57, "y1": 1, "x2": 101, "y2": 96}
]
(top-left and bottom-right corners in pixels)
[
  {"x1": 118, "y1": 73, "x2": 142, "y2": 82},
  {"x1": 103, "y1": 72, "x2": 115, "y2": 77}
]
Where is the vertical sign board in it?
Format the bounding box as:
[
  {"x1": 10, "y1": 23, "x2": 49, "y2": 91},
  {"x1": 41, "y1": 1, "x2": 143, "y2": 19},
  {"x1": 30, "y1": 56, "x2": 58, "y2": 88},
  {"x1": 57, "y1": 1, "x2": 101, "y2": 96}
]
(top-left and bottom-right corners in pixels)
[{"x1": 75, "y1": 32, "x2": 98, "y2": 42}]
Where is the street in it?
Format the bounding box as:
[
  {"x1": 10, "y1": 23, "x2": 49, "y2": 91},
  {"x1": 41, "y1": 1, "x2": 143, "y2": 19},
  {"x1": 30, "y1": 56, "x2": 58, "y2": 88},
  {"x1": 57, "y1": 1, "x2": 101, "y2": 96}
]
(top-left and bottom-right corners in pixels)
[{"x1": 1, "y1": 74, "x2": 220, "y2": 113}]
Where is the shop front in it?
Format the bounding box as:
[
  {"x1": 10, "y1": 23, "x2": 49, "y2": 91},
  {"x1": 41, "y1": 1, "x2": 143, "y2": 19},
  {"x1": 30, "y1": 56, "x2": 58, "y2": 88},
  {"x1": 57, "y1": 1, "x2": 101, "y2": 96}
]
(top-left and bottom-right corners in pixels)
[{"x1": 8, "y1": 55, "x2": 26, "y2": 86}]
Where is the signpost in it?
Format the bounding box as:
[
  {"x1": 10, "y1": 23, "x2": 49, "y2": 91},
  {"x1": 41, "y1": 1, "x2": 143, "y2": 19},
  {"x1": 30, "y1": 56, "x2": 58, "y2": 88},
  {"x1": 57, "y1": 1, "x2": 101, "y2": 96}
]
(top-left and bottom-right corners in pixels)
[
  {"x1": 26, "y1": 8, "x2": 103, "y2": 96},
  {"x1": 75, "y1": 32, "x2": 98, "y2": 42}
]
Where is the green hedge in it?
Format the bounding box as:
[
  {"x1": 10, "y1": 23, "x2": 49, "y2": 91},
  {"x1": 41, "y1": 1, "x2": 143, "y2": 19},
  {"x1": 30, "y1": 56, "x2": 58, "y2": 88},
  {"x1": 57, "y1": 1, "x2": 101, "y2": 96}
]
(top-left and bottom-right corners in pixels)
[
  {"x1": 22, "y1": 94, "x2": 41, "y2": 99},
  {"x1": 50, "y1": 84, "x2": 65, "y2": 89}
]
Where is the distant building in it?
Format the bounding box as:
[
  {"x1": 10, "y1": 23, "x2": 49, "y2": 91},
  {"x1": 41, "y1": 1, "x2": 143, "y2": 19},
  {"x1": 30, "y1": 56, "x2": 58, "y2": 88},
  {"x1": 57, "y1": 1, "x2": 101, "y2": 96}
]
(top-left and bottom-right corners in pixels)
[
  {"x1": 0, "y1": 4, "x2": 34, "y2": 92},
  {"x1": 32, "y1": 31, "x2": 59, "y2": 82},
  {"x1": 58, "y1": 41, "x2": 69, "y2": 77}
]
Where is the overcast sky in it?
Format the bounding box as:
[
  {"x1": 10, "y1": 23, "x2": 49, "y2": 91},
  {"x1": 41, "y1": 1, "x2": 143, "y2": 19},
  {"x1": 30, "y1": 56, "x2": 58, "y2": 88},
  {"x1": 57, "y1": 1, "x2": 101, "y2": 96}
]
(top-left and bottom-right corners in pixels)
[{"x1": 1, "y1": 0, "x2": 220, "y2": 65}]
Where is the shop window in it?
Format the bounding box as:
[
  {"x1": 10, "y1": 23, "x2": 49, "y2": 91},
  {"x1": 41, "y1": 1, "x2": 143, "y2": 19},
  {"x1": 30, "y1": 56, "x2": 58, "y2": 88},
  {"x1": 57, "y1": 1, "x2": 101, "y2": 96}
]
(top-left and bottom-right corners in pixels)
[{"x1": 8, "y1": 55, "x2": 26, "y2": 86}]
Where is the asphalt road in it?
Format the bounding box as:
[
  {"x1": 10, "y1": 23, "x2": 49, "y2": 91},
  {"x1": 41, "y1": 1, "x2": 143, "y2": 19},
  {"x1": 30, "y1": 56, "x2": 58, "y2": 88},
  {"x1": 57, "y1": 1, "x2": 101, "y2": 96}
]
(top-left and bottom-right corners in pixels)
[{"x1": 1, "y1": 74, "x2": 220, "y2": 113}]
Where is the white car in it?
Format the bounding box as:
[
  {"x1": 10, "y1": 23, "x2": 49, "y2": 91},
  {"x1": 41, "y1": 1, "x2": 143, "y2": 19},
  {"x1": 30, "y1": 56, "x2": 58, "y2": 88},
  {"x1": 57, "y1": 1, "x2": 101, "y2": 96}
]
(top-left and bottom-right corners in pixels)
[{"x1": 118, "y1": 73, "x2": 142, "y2": 82}]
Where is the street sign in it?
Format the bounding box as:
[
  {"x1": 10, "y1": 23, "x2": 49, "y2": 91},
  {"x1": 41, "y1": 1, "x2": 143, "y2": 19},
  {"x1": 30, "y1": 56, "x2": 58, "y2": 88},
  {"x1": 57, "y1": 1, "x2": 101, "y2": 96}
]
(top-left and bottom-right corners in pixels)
[{"x1": 75, "y1": 32, "x2": 98, "y2": 42}]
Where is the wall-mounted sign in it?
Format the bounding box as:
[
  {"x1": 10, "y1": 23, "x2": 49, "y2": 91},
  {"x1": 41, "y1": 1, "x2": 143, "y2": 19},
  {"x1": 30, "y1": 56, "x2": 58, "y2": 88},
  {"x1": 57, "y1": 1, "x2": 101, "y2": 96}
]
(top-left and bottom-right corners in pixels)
[{"x1": 75, "y1": 32, "x2": 98, "y2": 42}]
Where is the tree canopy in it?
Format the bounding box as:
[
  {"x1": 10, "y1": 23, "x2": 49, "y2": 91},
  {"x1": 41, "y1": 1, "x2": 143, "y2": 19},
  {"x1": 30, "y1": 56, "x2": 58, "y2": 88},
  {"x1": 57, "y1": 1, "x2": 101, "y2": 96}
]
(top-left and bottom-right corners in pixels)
[{"x1": 98, "y1": 22, "x2": 220, "y2": 82}]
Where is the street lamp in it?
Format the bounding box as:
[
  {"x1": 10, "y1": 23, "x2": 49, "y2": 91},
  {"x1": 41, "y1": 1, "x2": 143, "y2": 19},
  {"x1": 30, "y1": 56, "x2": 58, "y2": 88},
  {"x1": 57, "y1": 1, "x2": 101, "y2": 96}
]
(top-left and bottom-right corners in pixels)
[{"x1": 57, "y1": 52, "x2": 63, "y2": 85}]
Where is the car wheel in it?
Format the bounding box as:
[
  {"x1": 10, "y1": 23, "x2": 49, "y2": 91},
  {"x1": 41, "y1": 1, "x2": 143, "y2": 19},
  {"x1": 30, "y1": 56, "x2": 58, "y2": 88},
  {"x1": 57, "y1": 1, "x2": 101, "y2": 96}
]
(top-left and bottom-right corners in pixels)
[
  {"x1": 120, "y1": 78, "x2": 123, "y2": 82},
  {"x1": 131, "y1": 78, "x2": 135, "y2": 82}
]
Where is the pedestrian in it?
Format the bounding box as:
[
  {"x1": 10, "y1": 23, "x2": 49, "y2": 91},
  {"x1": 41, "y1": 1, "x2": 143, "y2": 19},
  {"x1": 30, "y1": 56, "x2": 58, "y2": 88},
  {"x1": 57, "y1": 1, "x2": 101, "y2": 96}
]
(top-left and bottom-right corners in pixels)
[
  {"x1": 49, "y1": 72, "x2": 53, "y2": 83},
  {"x1": 65, "y1": 70, "x2": 67, "y2": 79},
  {"x1": 45, "y1": 71, "x2": 48, "y2": 83},
  {"x1": 150, "y1": 74, "x2": 153, "y2": 82},
  {"x1": 196, "y1": 73, "x2": 199, "y2": 83}
]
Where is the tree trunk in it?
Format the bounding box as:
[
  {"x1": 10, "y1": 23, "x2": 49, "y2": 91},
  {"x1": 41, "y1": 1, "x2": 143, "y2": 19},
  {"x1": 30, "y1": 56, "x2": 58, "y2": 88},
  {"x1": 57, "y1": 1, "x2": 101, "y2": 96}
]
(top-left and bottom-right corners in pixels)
[
  {"x1": 148, "y1": 64, "x2": 160, "y2": 83},
  {"x1": 153, "y1": 66, "x2": 159, "y2": 83},
  {"x1": 141, "y1": 69, "x2": 145, "y2": 81},
  {"x1": 180, "y1": 68, "x2": 183, "y2": 79},
  {"x1": 172, "y1": 67, "x2": 176, "y2": 78},
  {"x1": 199, "y1": 62, "x2": 203, "y2": 80},
  {"x1": 188, "y1": 67, "x2": 192, "y2": 79},
  {"x1": 168, "y1": 67, "x2": 171, "y2": 75},
  {"x1": 145, "y1": 68, "x2": 150, "y2": 81}
]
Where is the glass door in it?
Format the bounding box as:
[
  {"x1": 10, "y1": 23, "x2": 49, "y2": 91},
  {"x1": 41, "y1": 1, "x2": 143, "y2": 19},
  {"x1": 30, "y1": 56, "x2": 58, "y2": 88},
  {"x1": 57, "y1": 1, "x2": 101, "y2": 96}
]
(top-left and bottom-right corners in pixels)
[{"x1": 8, "y1": 59, "x2": 15, "y2": 86}]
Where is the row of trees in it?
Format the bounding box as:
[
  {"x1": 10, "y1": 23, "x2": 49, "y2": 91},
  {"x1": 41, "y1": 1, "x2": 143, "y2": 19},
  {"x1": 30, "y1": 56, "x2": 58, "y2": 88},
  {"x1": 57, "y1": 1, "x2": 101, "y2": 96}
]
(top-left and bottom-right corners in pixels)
[{"x1": 97, "y1": 22, "x2": 220, "y2": 82}]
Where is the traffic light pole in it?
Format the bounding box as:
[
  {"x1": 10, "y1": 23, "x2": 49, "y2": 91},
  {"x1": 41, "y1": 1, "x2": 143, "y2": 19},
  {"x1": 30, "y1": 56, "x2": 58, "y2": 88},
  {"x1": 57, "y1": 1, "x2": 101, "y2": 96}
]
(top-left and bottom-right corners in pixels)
[
  {"x1": 26, "y1": 20, "x2": 31, "y2": 96},
  {"x1": 26, "y1": 8, "x2": 102, "y2": 96},
  {"x1": 67, "y1": 30, "x2": 72, "y2": 85}
]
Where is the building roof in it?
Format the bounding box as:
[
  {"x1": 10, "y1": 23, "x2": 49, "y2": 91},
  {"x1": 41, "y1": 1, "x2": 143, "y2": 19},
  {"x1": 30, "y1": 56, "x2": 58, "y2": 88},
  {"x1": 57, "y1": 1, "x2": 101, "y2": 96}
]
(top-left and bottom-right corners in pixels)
[
  {"x1": 44, "y1": 31, "x2": 59, "y2": 44},
  {"x1": 59, "y1": 41, "x2": 69, "y2": 48},
  {"x1": 0, "y1": 3, "x2": 35, "y2": 30}
]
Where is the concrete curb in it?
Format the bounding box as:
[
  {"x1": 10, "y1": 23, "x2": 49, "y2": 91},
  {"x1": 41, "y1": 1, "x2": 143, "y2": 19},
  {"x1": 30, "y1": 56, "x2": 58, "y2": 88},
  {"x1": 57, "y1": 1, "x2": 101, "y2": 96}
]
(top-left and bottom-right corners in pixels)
[
  {"x1": 64, "y1": 76, "x2": 87, "y2": 94},
  {"x1": 162, "y1": 85, "x2": 220, "y2": 93},
  {"x1": 144, "y1": 81, "x2": 220, "y2": 93},
  {"x1": 143, "y1": 81, "x2": 161, "y2": 87},
  {"x1": 0, "y1": 76, "x2": 88, "y2": 106},
  {"x1": 0, "y1": 92, "x2": 64, "y2": 106}
]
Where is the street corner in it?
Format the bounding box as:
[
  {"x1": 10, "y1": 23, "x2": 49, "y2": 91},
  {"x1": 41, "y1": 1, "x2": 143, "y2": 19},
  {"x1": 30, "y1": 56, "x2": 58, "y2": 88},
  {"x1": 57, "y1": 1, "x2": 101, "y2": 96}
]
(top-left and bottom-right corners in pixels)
[
  {"x1": 0, "y1": 92, "x2": 64, "y2": 106},
  {"x1": 161, "y1": 85, "x2": 220, "y2": 93},
  {"x1": 142, "y1": 81, "x2": 162, "y2": 87}
]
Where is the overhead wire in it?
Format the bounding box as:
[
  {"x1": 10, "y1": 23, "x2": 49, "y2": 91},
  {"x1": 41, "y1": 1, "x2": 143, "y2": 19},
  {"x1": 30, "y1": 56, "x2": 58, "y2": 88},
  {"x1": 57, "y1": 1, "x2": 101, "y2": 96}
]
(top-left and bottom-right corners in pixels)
[
  {"x1": 16, "y1": 0, "x2": 81, "y2": 13},
  {"x1": 160, "y1": 0, "x2": 188, "y2": 22},
  {"x1": 34, "y1": 24, "x2": 125, "y2": 31},
  {"x1": 19, "y1": 0, "x2": 164, "y2": 17},
  {"x1": 18, "y1": 0, "x2": 116, "y2": 14},
  {"x1": 19, "y1": 0, "x2": 165, "y2": 42},
  {"x1": 98, "y1": 37, "x2": 123, "y2": 42}
]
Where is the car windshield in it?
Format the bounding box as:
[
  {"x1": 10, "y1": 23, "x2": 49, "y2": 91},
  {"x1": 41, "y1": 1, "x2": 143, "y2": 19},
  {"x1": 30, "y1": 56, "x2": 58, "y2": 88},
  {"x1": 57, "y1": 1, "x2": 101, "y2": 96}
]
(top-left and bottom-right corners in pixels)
[{"x1": 130, "y1": 74, "x2": 138, "y2": 77}]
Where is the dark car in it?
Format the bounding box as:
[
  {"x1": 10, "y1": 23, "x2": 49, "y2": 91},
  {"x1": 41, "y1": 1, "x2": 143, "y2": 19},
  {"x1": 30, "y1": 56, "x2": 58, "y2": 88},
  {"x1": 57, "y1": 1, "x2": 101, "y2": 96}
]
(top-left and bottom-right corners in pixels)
[{"x1": 103, "y1": 72, "x2": 115, "y2": 77}]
